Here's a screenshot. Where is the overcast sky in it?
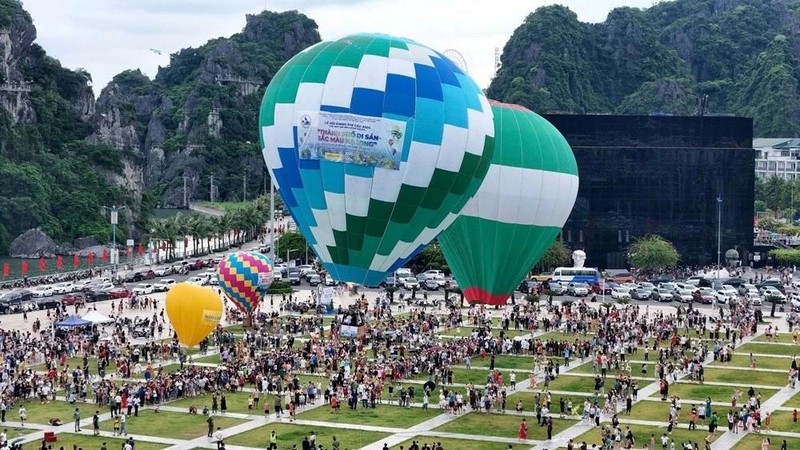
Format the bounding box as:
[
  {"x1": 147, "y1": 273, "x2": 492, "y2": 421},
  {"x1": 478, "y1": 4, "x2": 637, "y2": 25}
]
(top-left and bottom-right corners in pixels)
[{"x1": 21, "y1": 0, "x2": 657, "y2": 95}]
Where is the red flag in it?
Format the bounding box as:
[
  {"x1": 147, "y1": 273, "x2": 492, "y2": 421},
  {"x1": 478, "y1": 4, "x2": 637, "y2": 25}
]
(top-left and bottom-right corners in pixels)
[
  {"x1": 21, "y1": 260, "x2": 28, "y2": 276},
  {"x1": 73, "y1": 254, "x2": 79, "y2": 268},
  {"x1": 56, "y1": 255, "x2": 63, "y2": 270},
  {"x1": 101, "y1": 248, "x2": 109, "y2": 262},
  {"x1": 2, "y1": 263, "x2": 9, "y2": 278},
  {"x1": 87, "y1": 252, "x2": 95, "y2": 266},
  {"x1": 137, "y1": 244, "x2": 144, "y2": 256},
  {"x1": 38, "y1": 257, "x2": 46, "y2": 273}
]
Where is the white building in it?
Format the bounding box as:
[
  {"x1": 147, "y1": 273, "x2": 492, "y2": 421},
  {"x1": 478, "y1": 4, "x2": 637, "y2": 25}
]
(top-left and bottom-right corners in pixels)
[{"x1": 754, "y1": 138, "x2": 800, "y2": 179}]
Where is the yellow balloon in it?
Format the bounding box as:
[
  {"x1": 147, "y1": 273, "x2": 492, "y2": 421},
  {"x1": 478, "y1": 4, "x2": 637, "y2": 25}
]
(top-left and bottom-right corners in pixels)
[{"x1": 165, "y1": 283, "x2": 223, "y2": 347}]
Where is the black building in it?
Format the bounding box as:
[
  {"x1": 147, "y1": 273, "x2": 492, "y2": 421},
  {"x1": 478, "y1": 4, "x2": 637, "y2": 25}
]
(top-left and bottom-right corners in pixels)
[{"x1": 543, "y1": 114, "x2": 755, "y2": 270}]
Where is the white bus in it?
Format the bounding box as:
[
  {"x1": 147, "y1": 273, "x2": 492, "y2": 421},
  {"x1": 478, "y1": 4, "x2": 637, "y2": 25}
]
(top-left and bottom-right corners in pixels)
[{"x1": 551, "y1": 267, "x2": 601, "y2": 285}]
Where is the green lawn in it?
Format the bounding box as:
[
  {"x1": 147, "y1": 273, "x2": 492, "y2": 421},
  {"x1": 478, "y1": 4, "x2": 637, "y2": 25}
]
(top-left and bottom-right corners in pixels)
[
  {"x1": 782, "y1": 390, "x2": 800, "y2": 408},
  {"x1": 547, "y1": 375, "x2": 602, "y2": 393},
  {"x1": 537, "y1": 331, "x2": 594, "y2": 342},
  {"x1": 15, "y1": 400, "x2": 85, "y2": 425},
  {"x1": 648, "y1": 383, "x2": 777, "y2": 404},
  {"x1": 710, "y1": 354, "x2": 793, "y2": 371},
  {"x1": 191, "y1": 354, "x2": 224, "y2": 364},
  {"x1": 442, "y1": 328, "x2": 531, "y2": 339},
  {"x1": 225, "y1": 422, "x2": 389, "y2": 448},
  {"x1": 737, "y1": 343, "x2": 800, "y2": 357},
  {"x1": 416, "y1": 368, "x2": 495, "y2": 386},
  {"x1": 434, "y1": 411, "x2": 575, "y2": 440},
  {"x1": 507, "y1": 392, "x2": 594, "y2": 414},
  {"x1": 703, "y1": 368, "x2": 788, "y2": 387},
  {"x1": 764, "y1": 410, "x2": 800, "y2": 432},
  {"x1": 627, "y1": 400, "x2": 677, "y2": 423},
  {"x1": 567, "y1": 423, "x2": 719, "y2": 449},
  {"x1": 296, "y1": 404, "x2": 441, "y2": 428},
  {"x1": 123, "y1": 410, "x2": 245, "y2": 440},
  {"x1": 731, "y1": 434, "x2": 798, "y2": 449},
  {"x1": 36, "y1": 434, "x2": 168, "y2": 450},
  {"x1": 166, "y1": 391, "x2": 276, "y2": 415},
  {"x1": 395, "y1": 435, "x2": 517, "y2": 450},
  {"x1": 753, "y1": 333, "x2": 800, "y2": 344},
  {"x1": 468, "y1": 355, "x2": 537, "y2": 371}
]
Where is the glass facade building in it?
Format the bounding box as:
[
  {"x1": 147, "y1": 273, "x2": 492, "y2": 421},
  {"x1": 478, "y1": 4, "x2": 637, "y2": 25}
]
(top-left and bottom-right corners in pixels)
[{"x1": 542, "y1": 114, "x2": 754, "y2": 270}]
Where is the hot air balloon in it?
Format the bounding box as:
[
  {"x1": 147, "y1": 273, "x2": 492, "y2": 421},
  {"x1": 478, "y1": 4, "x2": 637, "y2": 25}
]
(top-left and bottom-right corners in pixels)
[
  {"x1": 165, "y1": 283, "x2": 223, "y2": 347},
  {"x1": 439, "y1": 101, "x2": 579, "y2": 305},
  {"x1": 217, "y1": 251, "x2": 273, "y2": 316},
  {"x1": 259, "y1": 33, "x2": 495, "y2": 287}
]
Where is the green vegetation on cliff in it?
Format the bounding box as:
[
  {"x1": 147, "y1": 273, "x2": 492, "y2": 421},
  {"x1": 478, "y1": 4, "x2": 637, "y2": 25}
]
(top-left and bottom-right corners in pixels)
[{"x1": 488, "y1": 0, "x2": 800, "y2": 136}]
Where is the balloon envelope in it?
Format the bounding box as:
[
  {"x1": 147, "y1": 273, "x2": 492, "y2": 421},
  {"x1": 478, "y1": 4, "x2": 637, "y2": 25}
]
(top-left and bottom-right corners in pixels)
[
  {"x1": 259, "y1": 33, "x2": 495, "y2": 286},
  {"x1": 439, "y1": 101, "x2": 579, "y2": 305},
  {"x1": 217, "y1": 251, "x2": 273, "y2": 314},
  {"x1": 165, "y1": 283, "x2": 223, "y2": 347}
]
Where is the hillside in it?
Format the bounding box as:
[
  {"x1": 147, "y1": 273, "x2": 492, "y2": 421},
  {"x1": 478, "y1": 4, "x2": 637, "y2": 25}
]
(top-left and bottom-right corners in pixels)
[
  {"x1": 0, "y1": 0, "x2": 319, "y2": 254},
  {"x1": 487, "y1": 0, "x2": 800, "y2": 136}
]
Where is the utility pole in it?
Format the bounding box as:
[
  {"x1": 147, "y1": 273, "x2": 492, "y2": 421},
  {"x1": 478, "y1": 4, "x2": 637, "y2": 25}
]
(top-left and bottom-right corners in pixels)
[
  {"x1": 102, "y1": 205, "x2": 127, "y2": 278},
  {"x1": 183, "y1": 176, "x2": 188, "y2": 209},
  {"x1": 717, "y1": 194, "x2": 723, "y2": 281},
  {"x1": 270, "y1": 177, "x2": 276, "y2": 262},
  {"x1": 210, "y1": 175, "x2": 214, "y2": 203},
  {"x1": 243, "y1": 173, "x2": 247, "y2": 202}
]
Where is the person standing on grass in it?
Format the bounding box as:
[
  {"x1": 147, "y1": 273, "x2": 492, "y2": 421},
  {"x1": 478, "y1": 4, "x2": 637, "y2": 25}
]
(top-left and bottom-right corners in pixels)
[
  {"x1": 518, "y1": 418, "x2": 528, "y2": 440},
  {"x1": 119, "y1": 412, "x2": 127, "y2": 436},
  {"x1": 73, "y1": 407, "x2": 81, "y2": 432},
  {"x1": 18, "y1": 405, "x2": 26, "y2": 427},
  {"x1": 207, "y1": 414, "x2": 214, "y2": 438},
  {"x1": 92, "y1": 411, "x2": 99, "y2": 436}
]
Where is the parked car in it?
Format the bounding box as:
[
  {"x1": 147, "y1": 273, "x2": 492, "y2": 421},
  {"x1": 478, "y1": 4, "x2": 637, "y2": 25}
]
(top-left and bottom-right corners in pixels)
[
  {"x1": 153, "y1": 266, "x2": 172, "y2": 277},
  {"x1": 567, "y1": 282, "x2": 590, "y2": 297},
  {"x1": 172, "y1": 264, "x2": 189, "y2": 275},
  {"x1": 133, "y1": 283, "x2": 155, "y2": 295},
  {"x1": 649, "y1": 274, "x2": 675, "y2": 284},
  {"x1": 423, "y1": 279, "x2": 439, "y2": 291},
  {"x1": 674, "y1": 289, "x2": 694, "y2": 303},
  {"x1": 186, "y1": 277, "x2": 206, "y2": 286},
  {"x1": 757, "y1": 279, "x2": 785, "y2": 293},
  {"x1": 325, "y1": 275, "x2": 336, "y2": 286},
  {"x1": 187, "y1": 260, "x2": 206, "y2": 270},
  {"x1": 62, "y1": 294, "x2": 85, "y2": 306},
  {"x1": 305, "y1": 271, "x2": 319, "y2": 282},
  {"x1": 125, "y1": 272, "x2": 145, "y2": 283},
  {"x1": 606, "y1": 270, "x2": 634, "y2": 284},
  {"x1": 86, "y1": 291, "x2": 111, "y2": 302},
  {"x1": 658, "y1": 282, "x2": 678, "y2": 292},
  {"x1": 287, "y1": 271, "x2": 301, "y2": 286},
  {"x1": 651, "y1": 288, "x2": 674, "y2": 302},
  {"x1": 746, "y1": 292, "x2": 763, "y2": 306},
  {"x1": 761, "y1": 287, "x2": 787, "y2": 303},
  {"x1": 696, "y1": 288, "x2": 715, "y2": 304},
  {"x1": 445, "y1": 278, "x2": 459, "y2": 290},
  {"x1": 308, "y1": 274, "x2": 322, "y2": 286},
  {"x1": 36, "y1": 297, "x2": 61, "y2": 309},
  {"x1": 591, "y1": 281, "x2": 615, "y2": 295},
  {"x1": 611, "y1": 287, "x2": 632, "y2": 300},
  {"x1": 297, "y1": 265, "x2": 314, "y2": 276},
  {"x1": 631, "y1": 287, "x2": 652, "y2": 300},
  {"x1": 153, "y1": 279, "x2": 176, "y2": 292},
  {"x1": 401, "y1": 277, "x2": 420, "y2": 290},
  {"x1": 531, "y1": 272, "x2": 553, "y2": 282},
  {"x1": 720, "y1": 284, "x2": 738, "y2": 298},
  {"x1": 52, "y1": 282, "x2": 76, "y2": 295},
  {"x1": 738, "y1": 283, "x2": 758, "y2": 296},
  {"x1": 109, "y1": 287, "x2": 130, "y2": 299},
  {"x1": 31, "y1": 286, "x2": 55, "y2": 298},
  {"x1": 518, "y1": 279, "x2": 539, "y2": 294}
]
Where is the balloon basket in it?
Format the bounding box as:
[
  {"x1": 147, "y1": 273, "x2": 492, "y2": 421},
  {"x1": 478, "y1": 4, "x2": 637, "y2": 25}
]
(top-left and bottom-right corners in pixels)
[{"x1": 243, "y1": 316, "x2": 253, "y2": 328}]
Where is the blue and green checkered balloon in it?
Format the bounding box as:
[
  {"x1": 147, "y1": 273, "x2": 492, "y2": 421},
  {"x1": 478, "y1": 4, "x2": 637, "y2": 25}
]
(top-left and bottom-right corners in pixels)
[{"x1": 259, "y1": 34, "x2": 495, "y2": 286}]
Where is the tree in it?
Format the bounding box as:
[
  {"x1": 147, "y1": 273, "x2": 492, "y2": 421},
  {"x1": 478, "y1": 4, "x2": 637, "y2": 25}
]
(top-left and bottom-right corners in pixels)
[
  {"x1": 627, "y1": 235, "x2": 679, "y2": 272},
  {"x1": 765, "y1": 294, "x2": 783, "y2": 318},
  {"x1": 536, "y1": 240, "x2": 570, "y2": 272},
  {"x1": 406, "y1": 240, "x2": 448, "y2": 275},
  {"x1": 276, "y1": 232, "x2": 309, "y2": 263},
  {"x1": 769, "y1": 248, "x2": 800, "y2": 266}
]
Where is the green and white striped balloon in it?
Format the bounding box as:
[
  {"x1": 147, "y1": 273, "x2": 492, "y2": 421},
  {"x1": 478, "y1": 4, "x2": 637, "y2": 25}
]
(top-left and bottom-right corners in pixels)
[{"x1": 439, "y1": 101, "x2": 579, "y2": 305}]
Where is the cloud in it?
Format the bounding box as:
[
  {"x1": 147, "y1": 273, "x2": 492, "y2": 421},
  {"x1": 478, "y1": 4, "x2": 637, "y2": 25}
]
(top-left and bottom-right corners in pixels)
[{"x1": 20, "y1": 0, "x2": 656, "y2": 94}]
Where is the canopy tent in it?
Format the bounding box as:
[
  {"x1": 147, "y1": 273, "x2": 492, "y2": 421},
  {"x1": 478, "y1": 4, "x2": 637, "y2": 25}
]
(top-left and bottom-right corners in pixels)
[
  {"x1": 82, "y1": 310, "x2": 113, "y2": 325},
  {"x1": 54, "y1": 315, "x2": 92, "y2": 328}
]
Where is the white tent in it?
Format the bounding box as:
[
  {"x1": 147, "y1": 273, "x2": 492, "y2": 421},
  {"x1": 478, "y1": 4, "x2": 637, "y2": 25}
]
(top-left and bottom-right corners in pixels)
[{"x1": 82, "y1": 310, "x2": 114, "y2": 325}]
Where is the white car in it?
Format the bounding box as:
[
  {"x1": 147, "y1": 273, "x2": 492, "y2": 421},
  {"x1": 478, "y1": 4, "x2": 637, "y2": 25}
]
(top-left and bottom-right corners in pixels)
[
  {"x1": 186, "y1": 276, "x2": 206, "y2": 286},
  {"x1": 153, "y1": 279, "x2": 176, "y2": 292},
  {"x1": 402, "y1": 277, "x2": 420, "y2": 290},
  {"x1": 675, "y1": 289, "x2": 694, "y2": 303},
  {"x1": 52, "y1": 282, "x2": 75, "y2": 294},
  {"x1": 73, "y1": 279, "x2": 94, "y2": 290},
  {"x1": 746, "y1": 292, "x2": 763, "y2": 306},
  {"x1": 567, "y1": 282, "x2": 590, "y2": 296},
  {"x1": 761, "y1": 288, "x2": 786, "y2": 303},
  {"x1": 739, "y1": 283, "x2": 758, "y2": 295},
  {"x1": 31, "y1": 286, "x2": 54, "y2": 298},
  {"x1": 325, "y1": 274, "x2": 336, "y2": 286},
  {"x1": 272, "y1": 271, "x2": 283, "y2": 281},
  {"x1": 132, "y1": 283, "x2": 154, "y2": 295},
  {"x1": 611, "y1": 287, "x2": 632, "y2": 300},
  {"x1": 720, "y1": 284, "x2": 738, "y2": 297},
  {"x1": 713, "y1": 290, "x2": 733, "y2": 305},
  {"x1": 297, "y1": 265, "x2": 314, "y2": 276},
  {"x1": 153, "y1": 267, "x2": 172, "y2": 277}
]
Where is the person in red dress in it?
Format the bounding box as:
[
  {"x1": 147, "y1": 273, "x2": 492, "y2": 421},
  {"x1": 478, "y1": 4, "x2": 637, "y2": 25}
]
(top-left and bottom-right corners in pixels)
[{"x1": 518, "y1": 418, "x2": 528, "y2": 440}]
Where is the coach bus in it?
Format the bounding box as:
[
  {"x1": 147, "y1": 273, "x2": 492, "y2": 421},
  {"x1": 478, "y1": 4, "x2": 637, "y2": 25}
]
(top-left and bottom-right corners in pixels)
[{"x1": 551, "y1": 267, "x2": 601, "y2": 285}]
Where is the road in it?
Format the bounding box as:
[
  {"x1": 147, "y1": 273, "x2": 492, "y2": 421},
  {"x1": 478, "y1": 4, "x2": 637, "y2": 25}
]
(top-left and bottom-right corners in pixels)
[{"x1": 188, "y1": 202, "x2": 225, "y2": 217}]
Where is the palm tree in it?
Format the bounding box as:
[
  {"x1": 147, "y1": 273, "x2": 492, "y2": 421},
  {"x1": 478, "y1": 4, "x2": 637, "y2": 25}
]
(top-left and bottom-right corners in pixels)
[{"x1": 171, "y1": 214, "x2": 190, "y2": 258}]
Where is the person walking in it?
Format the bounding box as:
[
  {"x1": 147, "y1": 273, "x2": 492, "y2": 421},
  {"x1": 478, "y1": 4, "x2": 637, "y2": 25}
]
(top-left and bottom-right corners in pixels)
[
  {"x1": 213, "y1": 427, "x2": 224, "y2": 450},
  {"x1": 207, "y1": 414, "x2": 214, "y2": 438},
  {"x1": 119, "y1": 412, "x2": 127, "y2": 436},
  {"x1": 518, "y1": 418, "x2": 528, "y2": 440},
  {"x1": 92, "y1": 411, "x2": 100, "y2": 436}
]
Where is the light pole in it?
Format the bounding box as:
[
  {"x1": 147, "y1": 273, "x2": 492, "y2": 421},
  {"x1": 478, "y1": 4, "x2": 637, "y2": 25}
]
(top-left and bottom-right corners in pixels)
[
  {"x1": 717, "y1": 194, "x2": 723, "y2": 282},
  {"x1": 269, "y1": 177, "x2": 275, "y2": 262},
  {"x1": 102, "y1": 205, "x2": 127, "y2": 277}
]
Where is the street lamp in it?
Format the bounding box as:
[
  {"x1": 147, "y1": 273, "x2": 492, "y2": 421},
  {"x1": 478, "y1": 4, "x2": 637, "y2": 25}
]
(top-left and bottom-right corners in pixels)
[
  {"x1": 717, "y1": 194, "x2": 723, "y2": 282},
  {"x1": 102, "y1": 205, "x2": 127, "y2": 277}
]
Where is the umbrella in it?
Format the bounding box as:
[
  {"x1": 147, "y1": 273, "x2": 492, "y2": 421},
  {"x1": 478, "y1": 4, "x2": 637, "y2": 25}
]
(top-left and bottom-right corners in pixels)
[{"x1": 423, "y1": 381, "x2": 436, "y2": 393}]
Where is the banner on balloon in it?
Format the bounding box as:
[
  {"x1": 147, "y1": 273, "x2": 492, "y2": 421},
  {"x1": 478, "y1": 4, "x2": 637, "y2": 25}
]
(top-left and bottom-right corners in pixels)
[
  {"x1": 257, "y1": 271, "x2": 274, "y2": 288},
  {"x1": 297, "y1": 111, "x2": 405, "y2": 170},
  {"x1": 340, "y1": 325, "x2": 365, "y2": 339}
]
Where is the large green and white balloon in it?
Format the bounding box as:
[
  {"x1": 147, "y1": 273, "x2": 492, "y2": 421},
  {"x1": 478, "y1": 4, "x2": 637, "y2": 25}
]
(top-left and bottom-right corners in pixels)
[
  {"x1": 439, "y1": 101, "x2": 579, "y2": 305},
  {"x1": 259, "y1": 34, "x2": 494, "y2": 286}
]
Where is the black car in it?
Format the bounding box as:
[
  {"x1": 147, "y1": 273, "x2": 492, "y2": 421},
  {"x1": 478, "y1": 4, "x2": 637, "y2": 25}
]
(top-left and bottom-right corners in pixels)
[
  {"x1": 125, "y1": 272, "x2": 145, "y2": 283},
  {"x1": 649, "y1": 274, "x2": 675, "y2": 284},
  {"x1": 86, "y1": 290, "x2": 112, "y2": 302},
  {"x1": 35, "y1": 298, "x2": 60, "y2": 310}
]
